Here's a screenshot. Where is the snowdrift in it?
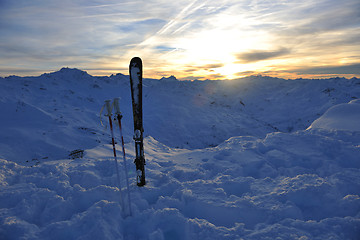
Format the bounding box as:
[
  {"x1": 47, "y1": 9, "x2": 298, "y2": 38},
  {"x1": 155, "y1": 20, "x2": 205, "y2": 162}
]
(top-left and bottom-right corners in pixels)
[
  {"x1": 309, "y1": 99, "x2": 360, "y2": 131},
  {"x1": 0, "y1": 69, "x2": 359, "y2": 239}
]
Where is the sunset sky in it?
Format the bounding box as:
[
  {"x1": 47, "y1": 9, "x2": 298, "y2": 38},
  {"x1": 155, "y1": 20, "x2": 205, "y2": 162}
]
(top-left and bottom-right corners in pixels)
[{"x1": 0, "y1": 0, "x2": 359, "y2": 80}]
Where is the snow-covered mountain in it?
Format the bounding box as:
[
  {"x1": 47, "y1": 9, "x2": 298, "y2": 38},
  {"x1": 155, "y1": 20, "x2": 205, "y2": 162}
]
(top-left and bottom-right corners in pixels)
[
  {"x1": 0, "y1": 68, "x2": 359, "y2": 239},
  {"x1": 1, "y1": 68, "x2": 359, "y2": 161}
]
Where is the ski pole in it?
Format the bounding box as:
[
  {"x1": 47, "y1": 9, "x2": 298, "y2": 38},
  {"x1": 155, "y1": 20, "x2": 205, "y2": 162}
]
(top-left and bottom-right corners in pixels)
[
  {"x1": 104, "y1": 100, "x2": 125, "y2": 214},
  {"x1": 113, "y1": 98, "x2": 132, "y2": 216}
]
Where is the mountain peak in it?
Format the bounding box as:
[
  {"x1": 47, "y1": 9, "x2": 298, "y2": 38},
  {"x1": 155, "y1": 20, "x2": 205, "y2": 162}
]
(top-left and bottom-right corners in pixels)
[
  {"x1": 160, "y1": 75, "x2": 177, "y2": 81},
  {"x1": 42, "y1": 67, "x2": 90, "y2": 79},
  {"x1": 58, "y1": 67, "x2": 88, "y2": 74}
]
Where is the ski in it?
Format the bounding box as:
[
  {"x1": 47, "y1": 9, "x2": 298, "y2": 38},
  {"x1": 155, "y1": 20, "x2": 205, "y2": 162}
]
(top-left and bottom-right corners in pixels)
[{"x1": 129, "y1": 57, "x2": 146, "y2": 186}]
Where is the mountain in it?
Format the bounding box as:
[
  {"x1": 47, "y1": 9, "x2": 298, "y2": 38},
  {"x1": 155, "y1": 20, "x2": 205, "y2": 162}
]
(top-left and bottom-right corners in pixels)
[{"x1": 0, "y1": 69, "x2": 359, "y2": 239}]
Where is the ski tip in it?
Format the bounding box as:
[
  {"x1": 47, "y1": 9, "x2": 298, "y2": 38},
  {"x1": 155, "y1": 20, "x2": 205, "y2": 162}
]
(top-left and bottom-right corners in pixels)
[
  {"x1": 130, "y1": 57, "x2": 142, "y2": 63},
  {"x1": 129, "y1": 57, "x2": 143, "y2": 72}
]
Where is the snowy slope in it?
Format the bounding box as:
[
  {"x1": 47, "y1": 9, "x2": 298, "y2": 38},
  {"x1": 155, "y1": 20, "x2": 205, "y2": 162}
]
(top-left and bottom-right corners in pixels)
[{"x1": 0, "y1": 69, "x2": 359, "y2": 239}]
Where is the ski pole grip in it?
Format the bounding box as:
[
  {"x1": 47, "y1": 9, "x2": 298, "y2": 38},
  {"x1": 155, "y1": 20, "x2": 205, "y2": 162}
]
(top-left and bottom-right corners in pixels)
[
  {"x1": 104, "y1": 100, "x2": 112, "y2": 116},
  {"x1": 113, "y1": 98, "x2": 121, "y2": 114}
]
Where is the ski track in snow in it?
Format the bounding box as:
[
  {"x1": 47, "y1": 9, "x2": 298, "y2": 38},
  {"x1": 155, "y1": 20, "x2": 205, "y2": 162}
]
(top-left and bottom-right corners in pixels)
[{"x1": 0, "y1": 68, "x2": 360, "y2": 239}]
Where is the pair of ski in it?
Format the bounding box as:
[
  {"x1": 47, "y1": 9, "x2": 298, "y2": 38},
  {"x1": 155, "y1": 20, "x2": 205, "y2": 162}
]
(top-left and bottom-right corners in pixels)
[
  {"x1": 102, "y1": 57, "x2": 146, "y2": 215},
  {"x1": 129, "y1": 57, "x2": 146, "y2": 187}
]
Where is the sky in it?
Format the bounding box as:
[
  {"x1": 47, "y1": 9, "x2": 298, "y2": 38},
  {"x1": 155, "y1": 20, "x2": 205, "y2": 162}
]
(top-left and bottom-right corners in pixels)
[{"x1": 0, "y1": 0, "x2": 359, "y2": 80}]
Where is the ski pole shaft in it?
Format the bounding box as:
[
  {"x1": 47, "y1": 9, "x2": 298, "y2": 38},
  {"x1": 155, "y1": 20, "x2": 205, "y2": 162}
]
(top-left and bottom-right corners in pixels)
[
  {"x1": 108, "y1": 115, "x2": 125, "y2": 213},
  {"x1": 117, "y1": 113, "x2": 132, "y2": 216}
]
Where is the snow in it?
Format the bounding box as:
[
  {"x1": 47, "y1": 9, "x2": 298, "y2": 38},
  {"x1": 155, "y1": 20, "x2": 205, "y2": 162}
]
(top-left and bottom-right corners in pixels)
[
  {"x1": 0, "y1": 69, "x2": 359, "y2": 239},
  {"x1": 308, "y1": 99, "x2": 360, "y2": 131}
]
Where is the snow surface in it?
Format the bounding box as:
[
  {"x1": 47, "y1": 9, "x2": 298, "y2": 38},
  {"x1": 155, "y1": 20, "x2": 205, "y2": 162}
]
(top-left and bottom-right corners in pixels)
[{"x1": 0, "y1": 68, "x2": 359, "y2": 239}]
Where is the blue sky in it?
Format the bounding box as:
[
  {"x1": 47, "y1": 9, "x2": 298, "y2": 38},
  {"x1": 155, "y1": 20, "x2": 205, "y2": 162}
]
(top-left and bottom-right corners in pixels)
[{"x1": 0, "y1": 0, "x2": 359, "y2": 79}]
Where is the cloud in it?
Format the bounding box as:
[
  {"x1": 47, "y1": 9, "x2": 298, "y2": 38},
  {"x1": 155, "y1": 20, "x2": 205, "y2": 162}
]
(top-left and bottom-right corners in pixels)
[
  {"x1": 202, "y1": 63, "x2": 224, "y2": 69},
  {"x1": 118, "y1": 19, "x2": 166, "y2": 33},
  {"x1": 295, "y1": 1, "x2": 359, "y2": 34},
  {"x1": 235, "y1": 71, "x2": 258, "y2": 76},
  {"x1": 182, "y1": 63, "x2": 224, "y2": 74},
  {"x1": 153, "y1": 45, "x2": 178, "y2": 53},
  {"x1": 153, "y1": 0, "x2": 230, "y2": 36},
  {"x1": 236, "y1": 48, "x2": 291, "y2": 63},
  {"x1": 289, "y1": 63, "x2": 360, "y2": 75},
  {"x1": 192, "y1": 63, "x2": 224, "y2": 70},
  {"x1": 262, "y1": 0, "x2": 360, "y2": 51}
]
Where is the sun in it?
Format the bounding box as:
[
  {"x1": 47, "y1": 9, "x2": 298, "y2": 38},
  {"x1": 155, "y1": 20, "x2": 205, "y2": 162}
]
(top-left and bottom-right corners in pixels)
[{"x1": 163, "y1": 25, "x2": 272, "y2": 79}]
